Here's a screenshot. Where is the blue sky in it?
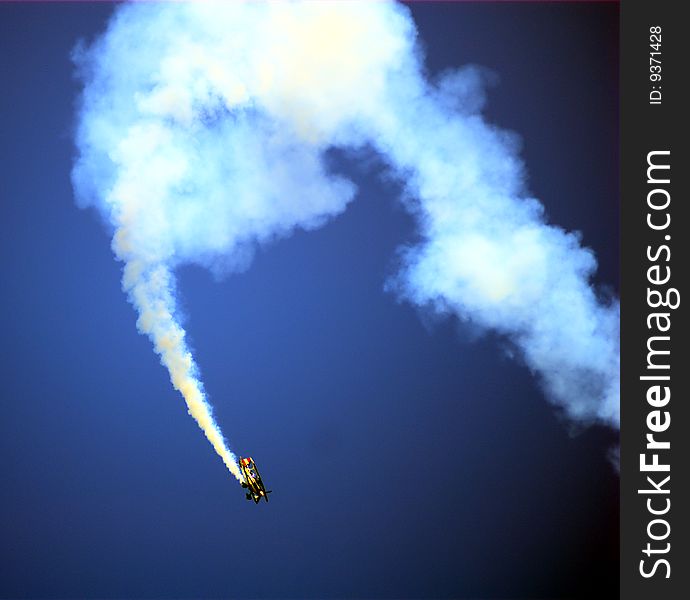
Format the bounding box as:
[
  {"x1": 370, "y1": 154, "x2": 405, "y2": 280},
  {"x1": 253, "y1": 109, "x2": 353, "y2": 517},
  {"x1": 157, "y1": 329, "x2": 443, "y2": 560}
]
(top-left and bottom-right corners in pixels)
[{"x1": 1, "y1": 2, "x2": 618, "y2": 598}]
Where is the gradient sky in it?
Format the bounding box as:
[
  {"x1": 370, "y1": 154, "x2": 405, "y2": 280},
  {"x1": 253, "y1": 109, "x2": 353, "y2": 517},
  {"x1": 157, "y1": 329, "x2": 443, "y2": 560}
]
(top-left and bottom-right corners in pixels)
[{"x1": 1, "y1": 2, "x2": 618, "y2": 598}]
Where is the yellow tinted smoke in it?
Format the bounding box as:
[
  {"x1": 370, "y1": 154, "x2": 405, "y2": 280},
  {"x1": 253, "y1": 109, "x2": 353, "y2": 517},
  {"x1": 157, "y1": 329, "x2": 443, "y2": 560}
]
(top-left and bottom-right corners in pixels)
[{"x1": 125, "y1": 254, "x2": 242, "y2": 482}]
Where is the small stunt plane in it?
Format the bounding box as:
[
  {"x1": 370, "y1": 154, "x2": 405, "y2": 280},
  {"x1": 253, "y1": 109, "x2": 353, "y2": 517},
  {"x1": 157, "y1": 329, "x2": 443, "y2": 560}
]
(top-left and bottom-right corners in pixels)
[{"x1": 240, "y1": 456, "x2": 272, "y2": 503}]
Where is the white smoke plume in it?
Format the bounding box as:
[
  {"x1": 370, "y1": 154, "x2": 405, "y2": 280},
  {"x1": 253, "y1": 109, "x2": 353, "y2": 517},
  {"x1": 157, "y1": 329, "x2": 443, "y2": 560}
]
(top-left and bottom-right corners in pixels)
[{"x1": 73, "y1": 0, "x2": 619, "y2": 475}]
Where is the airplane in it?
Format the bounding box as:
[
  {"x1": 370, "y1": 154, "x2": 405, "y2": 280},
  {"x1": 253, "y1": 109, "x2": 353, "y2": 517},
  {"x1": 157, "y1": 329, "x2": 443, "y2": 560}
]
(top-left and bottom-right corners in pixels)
[{"x1": 239, "y1": 456, "x2": 272, "y2": 503}]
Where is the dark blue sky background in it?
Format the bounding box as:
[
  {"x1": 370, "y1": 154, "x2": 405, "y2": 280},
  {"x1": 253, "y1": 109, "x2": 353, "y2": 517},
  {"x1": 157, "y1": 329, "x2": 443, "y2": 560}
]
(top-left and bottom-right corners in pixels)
[{"x1": 1, "y1": 2, "x2": 618, "y2": 598}]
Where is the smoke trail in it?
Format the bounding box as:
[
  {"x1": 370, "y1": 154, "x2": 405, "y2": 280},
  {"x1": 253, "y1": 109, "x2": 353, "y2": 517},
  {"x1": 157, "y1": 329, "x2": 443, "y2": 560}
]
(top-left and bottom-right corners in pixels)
[{"x1": 73, "y1": 0, "x2": 618, "y2": 473}]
